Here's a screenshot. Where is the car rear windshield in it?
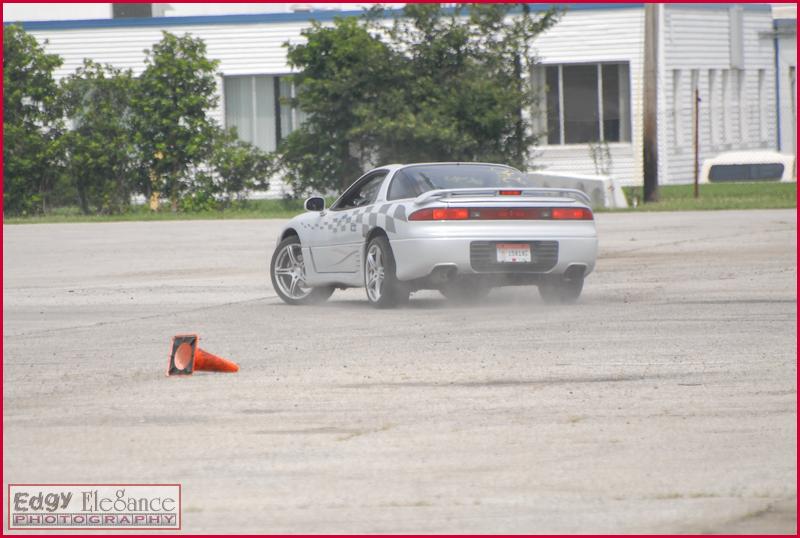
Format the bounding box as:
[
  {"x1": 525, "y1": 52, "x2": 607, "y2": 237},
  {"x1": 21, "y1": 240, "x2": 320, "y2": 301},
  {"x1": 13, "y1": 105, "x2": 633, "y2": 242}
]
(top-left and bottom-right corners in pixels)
[{"x1": 387, "y1": 164, "x2": 533, "y2": 200}]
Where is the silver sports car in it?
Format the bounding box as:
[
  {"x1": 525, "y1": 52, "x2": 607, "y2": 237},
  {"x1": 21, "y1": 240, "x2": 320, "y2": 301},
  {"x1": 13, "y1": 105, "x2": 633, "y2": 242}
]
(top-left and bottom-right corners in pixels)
[{"x1": 270, "y1": 163, "x2": 598, "y2": 308}]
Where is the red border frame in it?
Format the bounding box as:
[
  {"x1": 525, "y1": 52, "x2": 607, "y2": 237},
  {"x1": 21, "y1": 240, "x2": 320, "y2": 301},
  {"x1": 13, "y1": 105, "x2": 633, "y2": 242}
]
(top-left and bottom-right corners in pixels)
[
  {"x1": 1, "y1": 1, "x2": 797, "y2": 536},
  {"x1": 7, "y1": 483, "x2": 182, "y2": 531}
]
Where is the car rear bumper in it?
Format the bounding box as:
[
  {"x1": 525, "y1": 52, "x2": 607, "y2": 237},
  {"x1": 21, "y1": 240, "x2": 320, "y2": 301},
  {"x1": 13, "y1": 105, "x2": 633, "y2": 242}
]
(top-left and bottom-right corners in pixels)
[{"x1": 391, "y1": 235, "x2": 598, "y2": 282}]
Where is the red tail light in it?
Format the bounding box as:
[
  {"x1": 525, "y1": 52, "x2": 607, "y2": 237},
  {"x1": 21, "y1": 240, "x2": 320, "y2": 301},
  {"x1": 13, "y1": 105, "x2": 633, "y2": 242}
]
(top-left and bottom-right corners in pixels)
[
  {"x1": 409, "y1": 208, "x2": 469, "y2": 221},
  {"x1": 499, "y1": 190, "x2": 522, "y2": 196},
  {"x1": 551, "y1": 207, "x2": 593, "y2": 220},
  {"x1": 434, "y1": 208, "x2": 469, "y2": 220},
  {"x1": 408, "y1": 206, "x2": 593, "y2": 221}
]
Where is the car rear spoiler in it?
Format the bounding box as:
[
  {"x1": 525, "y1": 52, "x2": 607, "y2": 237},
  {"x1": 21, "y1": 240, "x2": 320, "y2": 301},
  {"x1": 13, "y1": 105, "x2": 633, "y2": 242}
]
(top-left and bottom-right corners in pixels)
[{"x1": 413, "y1": 188, "x2": 593, "y2": 207}]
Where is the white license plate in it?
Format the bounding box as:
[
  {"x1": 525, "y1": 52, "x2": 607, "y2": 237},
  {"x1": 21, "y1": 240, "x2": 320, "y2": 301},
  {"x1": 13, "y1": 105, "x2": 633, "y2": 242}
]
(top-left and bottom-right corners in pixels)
[{"x1": 496, "y1": 243, "x2": 531, "y2": 263}]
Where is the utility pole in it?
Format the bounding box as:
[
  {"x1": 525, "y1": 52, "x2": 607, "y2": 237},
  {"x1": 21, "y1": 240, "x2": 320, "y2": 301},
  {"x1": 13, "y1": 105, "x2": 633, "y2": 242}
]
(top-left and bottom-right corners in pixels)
[{"x1": 643, "y1": 3, "x2": 659, "y2": 202}]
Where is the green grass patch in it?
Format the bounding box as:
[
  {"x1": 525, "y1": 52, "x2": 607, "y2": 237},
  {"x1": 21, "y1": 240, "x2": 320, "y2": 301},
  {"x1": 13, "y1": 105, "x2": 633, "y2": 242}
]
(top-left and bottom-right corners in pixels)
[{"x1": 619, "y1": 182, "x2": 796, "y2": 212}]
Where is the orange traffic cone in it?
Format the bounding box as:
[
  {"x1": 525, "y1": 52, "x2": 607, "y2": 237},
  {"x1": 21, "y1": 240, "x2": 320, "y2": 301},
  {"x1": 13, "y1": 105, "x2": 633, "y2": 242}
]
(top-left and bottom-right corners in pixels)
[{"x1": 167, "y1": 334, "x2": 239, "y2": 376}]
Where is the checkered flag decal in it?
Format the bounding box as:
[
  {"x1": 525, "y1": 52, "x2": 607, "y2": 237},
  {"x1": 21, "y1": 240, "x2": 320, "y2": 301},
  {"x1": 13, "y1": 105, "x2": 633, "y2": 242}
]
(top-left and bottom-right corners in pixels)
[{"x1": 301, "y1": 203, "x2": 408, "y2": 236}]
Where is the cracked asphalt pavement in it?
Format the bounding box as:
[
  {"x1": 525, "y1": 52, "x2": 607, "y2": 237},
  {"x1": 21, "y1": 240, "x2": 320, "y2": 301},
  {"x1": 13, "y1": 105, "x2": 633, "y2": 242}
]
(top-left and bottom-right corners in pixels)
[{"x1": 3, "y1": 209, "x2": 796, "y2": 533}]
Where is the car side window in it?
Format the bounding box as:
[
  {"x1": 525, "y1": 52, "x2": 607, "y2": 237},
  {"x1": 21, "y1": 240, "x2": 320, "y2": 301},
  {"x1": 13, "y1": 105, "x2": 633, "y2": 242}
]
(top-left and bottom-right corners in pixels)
[
  {"x1": 336, "y1": 172, "x2": 387, "y2": 210},
  {"x1": 387, "y1": 169, "x2": 436, "y2": 200},
  {"x1": 387, "y1": 170, "x2": 420, "y2": 200}
]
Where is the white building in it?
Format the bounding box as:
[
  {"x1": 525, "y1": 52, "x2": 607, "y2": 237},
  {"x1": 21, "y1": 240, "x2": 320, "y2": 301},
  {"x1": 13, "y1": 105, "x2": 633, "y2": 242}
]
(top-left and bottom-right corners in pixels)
[
  {"x1": 773, "y1": 11, "x2": 796, "y2": 158},
  {"x1": 5, "y1": 3, "x2": 787, "y2": 194}
]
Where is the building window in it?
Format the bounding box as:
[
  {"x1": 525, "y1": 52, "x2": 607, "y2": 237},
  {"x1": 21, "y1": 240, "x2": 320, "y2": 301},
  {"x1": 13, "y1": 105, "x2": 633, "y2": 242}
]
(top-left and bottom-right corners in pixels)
[
  {"x1": 278, "y1": 78, "x2": 294, "y2": 140},
  {"x1": 543, "y1": 62, "x2": 631, "y2": 145},
  {"x1": 545, "y1": 67, "x2": 561, "y2": 145},
  {"x1": 562, "y1": 64, "x2": 599, "y2": 143},
  {"x1": 223, "y1": 75, "x2": 302, "y2": 152},
  {"x1": 112, "y1": 3, "x2": 153, "y2": 18},
  {"x1": 672, "y1": 69, "x2": 683, "y2": 148}
]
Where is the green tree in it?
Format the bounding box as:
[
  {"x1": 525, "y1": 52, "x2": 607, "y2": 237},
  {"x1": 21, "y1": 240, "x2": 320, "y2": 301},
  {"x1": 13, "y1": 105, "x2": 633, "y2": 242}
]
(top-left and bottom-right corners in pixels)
[
  {"x1": 275, "y1": 4, "x2": 561, "y2": 195},
  {"x1": 131, "y1": 31, "x2": 220, "y2": 211},
  {"x1": 59, "y1": 60, "x2": 140, "y2": 214},
  {"x1": 278, "y1": 17, "x2": 401, "y2": 193},
  {"x1": 3, "y1": 24, "x2": 64, "y2": 215},
  {"x1": 383, "y1": 3, "x2": 560, "y2": 166}
]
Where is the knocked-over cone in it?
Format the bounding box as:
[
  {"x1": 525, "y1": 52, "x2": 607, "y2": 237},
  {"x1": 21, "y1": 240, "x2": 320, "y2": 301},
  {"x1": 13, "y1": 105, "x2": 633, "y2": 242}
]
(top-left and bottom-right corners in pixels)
[{"x1": 167, "y1": 334, "x2": 239, "y2": 375}]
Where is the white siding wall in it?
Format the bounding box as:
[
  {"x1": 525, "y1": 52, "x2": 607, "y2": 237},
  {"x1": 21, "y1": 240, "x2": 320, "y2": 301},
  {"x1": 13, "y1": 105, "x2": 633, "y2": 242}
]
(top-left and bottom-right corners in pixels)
[
  {"x1": 30, "y1": 22, "x2": 308, "y2": 141},
  {"x1": 776, "y1": 25, "x2": 796, "y2": 159},
  {"x1": 529, "y1": 7, "x2": 644, "y2": 186},
  {"x1": 662, "y1": 5, "x2": 777, "y2": 184}
]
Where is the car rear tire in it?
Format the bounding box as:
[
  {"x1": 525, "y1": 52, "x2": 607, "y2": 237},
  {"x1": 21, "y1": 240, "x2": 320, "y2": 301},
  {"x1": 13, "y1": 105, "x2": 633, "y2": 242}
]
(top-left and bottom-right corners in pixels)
[
  {"x1": 364, "y1": 235, "x2": 409, "y2": 309},
  {"x1": 271, "y1": 236, "x2": 334, "y2": 305},
  {"x1": 538, "y1": 274, "x2": 584, "y2": 304}
]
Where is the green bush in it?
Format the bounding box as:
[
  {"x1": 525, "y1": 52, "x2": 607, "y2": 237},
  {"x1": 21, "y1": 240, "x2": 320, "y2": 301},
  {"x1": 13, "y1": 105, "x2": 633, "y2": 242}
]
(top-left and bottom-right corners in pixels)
[
  {"x1": 209, "y1": 128, "x2": 273, "y2": 206},
  {"x1": 60, "y1": 60, "x2": 139, "y2": 214}
]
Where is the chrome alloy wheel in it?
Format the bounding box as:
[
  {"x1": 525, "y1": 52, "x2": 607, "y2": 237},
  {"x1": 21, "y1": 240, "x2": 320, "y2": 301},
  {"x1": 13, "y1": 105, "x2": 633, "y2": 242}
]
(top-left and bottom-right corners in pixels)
[
  {"x1": 273, "y1": 243, "x2": 312, "y2": 300},
  {"x1": 365, "y1": 243, "x2": 385, "y2": 302}
]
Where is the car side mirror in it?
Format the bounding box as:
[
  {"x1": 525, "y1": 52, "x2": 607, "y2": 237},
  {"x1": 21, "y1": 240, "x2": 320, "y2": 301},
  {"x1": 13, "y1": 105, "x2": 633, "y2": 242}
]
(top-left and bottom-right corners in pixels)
[{"x1": 304, "y1": 196, "x2": 325, "y2": 212}]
